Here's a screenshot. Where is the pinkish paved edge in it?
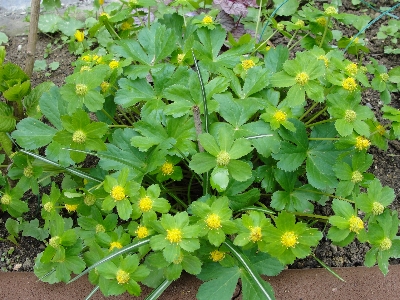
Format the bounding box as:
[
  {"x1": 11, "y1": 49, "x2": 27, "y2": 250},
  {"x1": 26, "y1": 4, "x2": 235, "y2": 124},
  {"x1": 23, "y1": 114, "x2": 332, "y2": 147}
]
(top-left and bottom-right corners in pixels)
[{"x1": 1, "y1": 265, "x2": 400, "y2": 300}]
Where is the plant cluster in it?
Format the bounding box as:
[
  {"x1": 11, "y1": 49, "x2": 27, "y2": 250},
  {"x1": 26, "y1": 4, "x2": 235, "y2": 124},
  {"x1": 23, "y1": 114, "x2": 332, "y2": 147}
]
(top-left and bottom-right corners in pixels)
[{"x1": 1, "y1": 0, "x2": 400, "y2": 299}]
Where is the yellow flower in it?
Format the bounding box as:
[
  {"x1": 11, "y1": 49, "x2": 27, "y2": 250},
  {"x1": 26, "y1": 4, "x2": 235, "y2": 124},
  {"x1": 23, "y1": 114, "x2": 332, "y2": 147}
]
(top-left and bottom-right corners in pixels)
[
  {"x1": 100, "y1": 12, "x2": 110, "y2": 18},
  {"x1": 348, "y1": 215, "x2": 363, "y2": 233},
  {"x1": 344, "y1": 109, "x2": 357, "y2": 122},
  {"x1": 121, "y1": 22, "x2": 132, "y2": 31},
  {"x1": 81, "y1": 55, "x2": 91, "y2": 62},
  {"x1": 350, "y1": 36, "x2": 360, "y2": 44},
  {"x1": 242, "y1": 59, "x2": 255, "y2": 70},
  {"x1": 72, "y1": 130, "x2": 86, "y2": 144},
  {"x1": 177, "y1": 53, "x2": 185, "y2": 64},
  {"x1": 351, "y1": 171, "x2": 363, "y2": 183},
  {"x1": 80, "y1": 66, "x2": 91, "y2": 73},
  {"x1": 216, "y1": 151, "x2": 230, "y2": 166},
  {"x1": 116, "y1": 269, "x2": 130, "y2": 284},
  {"x1": 379, "y1": 237, "x2": 392, "y2": 250},
  {"x1": 355, "y1": 136, "x2": 370, "y2": 151},
  {"x1": 135, "y1": 226, "x2": 149, "y2": 239},
  {"x1": 345, "y1": 63, "x2": 358, "y2": 76},
  {"x1": 109, "y1": 60, "x2": 119, "y2": 69},
  {"x1": 295, "y1": 72, "x2": 309, "y2": 86},
  {"x1": 99, "y1": 0, "x2": 104, "y2": 5},
  {"x1": 342, "y1": 77, "x2": 357, "y2": 92},
  {"x1": 281, "y1": 231, "x2": 298, "y2": 248},
  {"x1": 49, "y1": 236, "x2": 61, "y2": 249},
  {"x1": 84, "y1": 194, "x2": 96, "y2": 206},
  {"x1": 75, "y1": 84, "x2": 88, "y2": 96},
  {"x1": 210, "y1": 250, "x2": 225, "y2": 262},
  {"x1": 23, "y1": 166, "x2": 33, "y2": 178},
  {"x1": 376, "y1": 124, "x2": 386, "y2": 135},
  {"x1": 138, "y1": 196, "x2": 153, "y2": 212},
  {"x1": 372, "y1": 202, "x2": 384, "y2": 215},
  {"x1": 161, "y1": 162, "x2": 174, "y2": 176},
  {"x1": 95, "y1": 224, "x2": 105, "y2": 233},
  {"x1": 249, "y1": 226, "x2": 262, "y2": 242},
  {"x1": 273, "y1": 110, "x2": 287, "y2": 123},
  {"x1": 276, "y1": 23, "x2": 285, "y2": 31},
  {"x1": 206, "y1": 213, "x2": 222, "y2": 229},
  {"x1": 316, "y1": 17, "x2": 327, "y2": 26},
  {"x1": 100, "y1": 81, "x2": 110, "y2": 93},
  {"x1": 317, "y1": 55, "x2": 329, "y2": 67},
  {"x1": 202, "y1": 15, "x2": 213, "y2": 25},
  {"x1": 109, "y1": 241, "x2": 123, "y2": 251},
  {"x1": 43, "y1": 202, "x2": 54, "y2": 212},
  {"x1": 265, "y1": 46, "x2": 271, "y2": 51},
  {"x1": 65, "y1": 204, "x2": 78, "y2": 212},
  {"x1": 166, "y1": 228, "x2": 182, "y2": 243},
  {"x1": 324, "y1": 6, "x2": 338, "y2": 15},
  {"x1": 380, "y1": 73, "x2": 389, "y2": 82},
  {"x1": 111, "y1": 185, "x2": 126, "y2": 201},
  {"x1": 74, "y1": 30, "x2": 84, "y2": 42},
  {"x1": 295, "y1": 20, "x2": 305, "y2": 28}
]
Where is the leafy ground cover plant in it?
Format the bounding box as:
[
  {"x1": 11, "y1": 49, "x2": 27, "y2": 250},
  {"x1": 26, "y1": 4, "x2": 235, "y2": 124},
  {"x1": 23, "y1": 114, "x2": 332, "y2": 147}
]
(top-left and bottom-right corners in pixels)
[{"x1": 2, "y1": 0, "x2": 400, "y2": 299}]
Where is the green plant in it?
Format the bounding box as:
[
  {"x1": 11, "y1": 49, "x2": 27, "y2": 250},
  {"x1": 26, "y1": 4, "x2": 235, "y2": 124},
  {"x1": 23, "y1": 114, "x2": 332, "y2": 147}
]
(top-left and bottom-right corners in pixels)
[{"x1": 3, "y1": 0, "x2": 400, "y2": 299}]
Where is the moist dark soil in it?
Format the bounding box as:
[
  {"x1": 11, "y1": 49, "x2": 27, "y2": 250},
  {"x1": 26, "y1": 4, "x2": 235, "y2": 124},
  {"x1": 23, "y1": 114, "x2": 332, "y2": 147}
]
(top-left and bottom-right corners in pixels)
[{"x1": 0, "y1": 0, "x2": 400, "y2": 283}]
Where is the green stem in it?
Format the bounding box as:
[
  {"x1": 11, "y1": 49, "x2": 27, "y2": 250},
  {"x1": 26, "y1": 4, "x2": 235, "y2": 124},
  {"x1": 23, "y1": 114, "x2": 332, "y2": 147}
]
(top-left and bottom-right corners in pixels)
[
  {"x1": 108, "y1": 125, "x2": 132, "y2": 128},
  {"x1": 305, "y1": 118, "x2": 335, "y2": 128},
  {"x1": 159, "y1": 183, "x2": 187, "y2": 209},
  {"x1": 305, "y1": 106, "x2": 328, "y2": 125},
  {"x1": 287, "y1": 29, "x2": 299, "y2": 48},
  {"x1": 118, "y1": 107, "x2": 135, "y2": 126},
  {"x1": 294, "y1": 187, "x2": 354, "y2": 203},
  {"x1": 252, "y1": 29, "x2": 278, "y2": 55},
  {"x1": 101, "y1": 108, "x2": 118, "y2": 125},
  {"x1": 299, "y1": 102, "x2": 319, "y2": 121},
  {"x1": 288, "y1": 32, "x2": 310, "y2": 51},
  {"x1": 293, "y1": 212, "x2": 329, "y2": 221},
  {"x1": 255, "y1": 0, "x2": 263, "y2": 41},
  {"x1": 319, "y1": 16, "x2": 331, "y2": 47},
  {"x1": 308, "y1": 137, "x2": 339, "y2": 141}
]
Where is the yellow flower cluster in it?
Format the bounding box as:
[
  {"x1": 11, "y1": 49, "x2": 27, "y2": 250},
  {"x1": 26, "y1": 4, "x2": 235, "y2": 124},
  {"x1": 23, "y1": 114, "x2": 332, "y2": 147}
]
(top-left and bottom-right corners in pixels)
[
  {"x1": 316, "y1": 17, "x2": 327, "y2": 26},
  {"x1": 206, "y1": 213, "x2": 222, "y2": 229},
  {"x1": 281, "y1": 231, "x2": 298, "y2": 248},
  {"x1": 324, "y1": 6, "x2": 338, "y2": 15},
  {"x1": 161, "y1": 162, "x2": 174, "y2": 176},
  {"x1": 111, "y1": 185, "x2": 126, "y2": 201},
  {"x1": 65, "y1": 204, "x2": 78, "y2": 212},
  {"x1": 121, "y1": 22, "x2": 131, "y2": 31},
  {"x1": 100, "y1": 81, "x2": 110, "y2": 93},
  {"x1": 84, "y1": 194, "x2": 96, "y2": 206},
  {"x1": 23, "y1": 166, "x2": 33, "y2": 178},
  {"x1": 135, "y1": 225, "x2": 149, "y2": 239},
  {"x1": 295, "y1": 20, "x2": 305, "y2": 28},
  {"x1": 371, "y1": 202, "x2": 384, "y2": 215},
  {"x1": 317, "y1": 55, "x2": 329, "y2": 67},
  {"x1": 116, "y1": 269, "x2": 130, "y2": 284},
  {"x1": 295, "y1": 72, "x2": 309, "y2": 86},
  {"x1": 344, "y1": 109, "x2": 357, "y2": 122},
  {"x1": 242, "y1": 59, "x2": 255, "y2": 70},
  {"x1": 109, "y1": 60, "x2": 119, "y2": 69},
  {"x1": 379, "y1": 237, "x2": 392, "y2": 251},
  {"x1": 348, "y1": 215, "x2": 363, "y2": 233},
  {"x1": 249, "y1": 226, "x2": 262, "y2": 242},
  {"x1": 109, "y1": 241, "x2": 123, "y2": 251},
  {"x1": 342, "y1": 77, "x2": 357, "y2": 92},
  {"x1": 138, "y1": 196, "x2": 153, "y2": 212},
  {"x1": 351, "y1": 170, "x2": 363, "y2": 183},
  {"x1": 72, "y1": 130, "x2": 87, "y2": 144},
  {"x1": 95, "y1": 224, "x2": 105, "y2": 233},
  {"x1": 74, "y1": 30, "x2": 84, "y2": 42},
  {"x1": 49, "y1": 236, "x2": 61, "y2": 248},
  {"x1": 43, "y1": 202, "x2": 54, "y2": 212},
  {"x1": 345, "y1": 63, "x2": 358, "y2": 76},
  {"x1": 166, "y1": 228, "x2": 182, "y2": 243},
  {"x1": 380, "y1": 73, "x2": 389, "y2": 82},
  {"x1": 355, "y1": 136, "x2": 370, "y2": 151},
  {"x1": 75, "y1": 83, "x2": 88, "y2": 96},
  {"x1": 202, "y1": 15, "x2": 213, "y2": 25},
  {"x1": 210, "y1": 250, "x2": 225, "y2": 262},
  {"x1": 273, "y1": 110, "x2": 287, "y2": 123},
  {"x1": 216, "y1": 151, "x2": 230, "y2": 166}
]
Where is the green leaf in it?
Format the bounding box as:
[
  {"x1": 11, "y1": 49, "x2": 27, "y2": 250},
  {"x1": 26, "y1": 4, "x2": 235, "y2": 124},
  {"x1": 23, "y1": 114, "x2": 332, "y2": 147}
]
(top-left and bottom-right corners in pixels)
[
  {"x1": 272, "y1": 119, "x2": 308, "y2": 171},
  {"x1": 190, "y1": 152, "x2": 216, "y2": 174},
  {"x1": 273, "y1": 0, "x2": 299, "y2": 16},
  {"x1": 5, "y1": 218, "x2": 19, "y2": 238},
  {"x1": 12, "y1": 118, "x2": 57, "y2": 150},
  {"x1": 38, "y1": 14, "x2": 63, "y2": 33},
  {"x1": 39, "y1": 86, "x2": 68, "y2": 130},
  {"x1": 115, "y1": 78, "x2": 155, "y2": 107},
  {"x1": 20, "y1": 219, "x2": 49, "y2": 241},
  {"x1": 24, "y1": 81, "x2": 55, "y2": 118},
  {"x1": 240, "y1": 67, "x2": 271, "y2": 99},
  {"x1": 228, "y1": 160, "x2": 252, "y2": 182},
  {"x1": 264, "y1": 45, "x2": 289, "y2": 72},
  {"x1": 196, "y1": 266, "x2": 240, "y2": 300},
  {"x1": 0, "y1": 102, "x2": 16, "y2": 132},
  {"x1": 210, "y1": 167, "x2": 230, "y2": 191},
  {"x1": 3, "y1": 80, "x2": 30, "y2": 101},
  {"x1": 0, "y1": 32, "x2": 8, "y2": 45},
  {"x1": 33, "y1": 60, "x2": 47, "y2": 72}
]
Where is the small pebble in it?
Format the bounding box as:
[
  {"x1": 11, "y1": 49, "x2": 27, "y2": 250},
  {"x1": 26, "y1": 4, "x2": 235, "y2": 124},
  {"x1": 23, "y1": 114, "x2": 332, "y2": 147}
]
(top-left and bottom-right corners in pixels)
[
  {"x1": 13, "y1": 263, "x2": 22, "y2": 271},
  {"x1": 17, "y1": 45, "x2": 22, "y2": 51}
]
